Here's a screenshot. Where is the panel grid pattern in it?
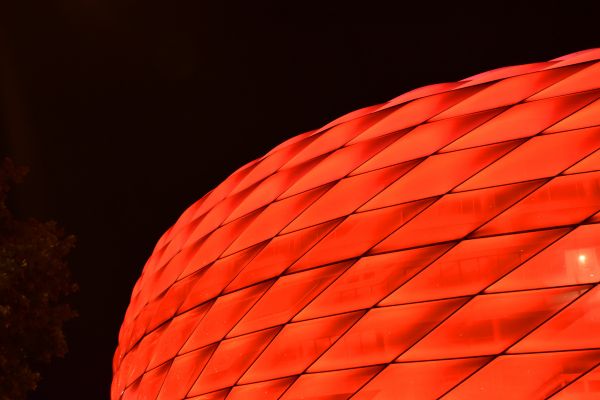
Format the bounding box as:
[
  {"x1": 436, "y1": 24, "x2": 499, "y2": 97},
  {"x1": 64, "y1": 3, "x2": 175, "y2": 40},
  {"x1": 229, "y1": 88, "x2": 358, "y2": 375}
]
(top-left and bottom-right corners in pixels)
[{"x1": 113, "y1": 48, "x2": 600, "y2": 400}]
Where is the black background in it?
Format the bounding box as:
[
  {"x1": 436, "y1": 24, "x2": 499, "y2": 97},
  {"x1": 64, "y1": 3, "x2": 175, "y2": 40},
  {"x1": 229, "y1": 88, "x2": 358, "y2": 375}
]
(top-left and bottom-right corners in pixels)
[{"x1": 1, "y1": 1, "x2": 599, "y2": 398}]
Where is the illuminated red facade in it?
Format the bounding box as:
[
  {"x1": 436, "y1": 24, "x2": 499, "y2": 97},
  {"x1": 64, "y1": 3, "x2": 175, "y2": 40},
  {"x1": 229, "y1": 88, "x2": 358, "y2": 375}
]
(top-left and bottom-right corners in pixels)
[{"x1": 113, "y1": 49, "x2": 600, "y2": 399}]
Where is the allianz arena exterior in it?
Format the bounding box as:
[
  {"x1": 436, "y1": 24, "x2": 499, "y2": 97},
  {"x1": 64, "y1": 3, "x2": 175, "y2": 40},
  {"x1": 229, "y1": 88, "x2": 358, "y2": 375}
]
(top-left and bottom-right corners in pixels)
[{"x1": 113, "y1": 49, "x2": 600, "y2": 399}]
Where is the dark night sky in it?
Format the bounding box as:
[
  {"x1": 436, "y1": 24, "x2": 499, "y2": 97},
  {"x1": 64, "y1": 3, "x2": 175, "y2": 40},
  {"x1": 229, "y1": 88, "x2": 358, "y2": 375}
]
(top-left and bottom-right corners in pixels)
[{"x1": 1, "y1": 1, "x2": 599, "y2": 398}]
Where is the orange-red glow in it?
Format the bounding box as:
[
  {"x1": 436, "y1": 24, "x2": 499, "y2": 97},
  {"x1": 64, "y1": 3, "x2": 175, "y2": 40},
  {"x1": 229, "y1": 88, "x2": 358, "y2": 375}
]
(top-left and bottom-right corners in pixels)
[{"x1": 113, "y1": 48, "x2": 600, "y2": 399}]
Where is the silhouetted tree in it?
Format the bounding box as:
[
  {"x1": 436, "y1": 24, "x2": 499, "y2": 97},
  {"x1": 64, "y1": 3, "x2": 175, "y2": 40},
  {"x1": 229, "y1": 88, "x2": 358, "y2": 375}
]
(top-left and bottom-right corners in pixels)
[{"x1": 0, "y1": 158, "x2": 77, "y2": 400}]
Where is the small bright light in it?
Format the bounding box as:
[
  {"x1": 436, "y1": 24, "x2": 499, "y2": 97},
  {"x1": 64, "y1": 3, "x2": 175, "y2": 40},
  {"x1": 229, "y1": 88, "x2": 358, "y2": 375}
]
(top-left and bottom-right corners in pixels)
[{"x1": 578, "y1": 254, "x2": 587, "y2": 264}]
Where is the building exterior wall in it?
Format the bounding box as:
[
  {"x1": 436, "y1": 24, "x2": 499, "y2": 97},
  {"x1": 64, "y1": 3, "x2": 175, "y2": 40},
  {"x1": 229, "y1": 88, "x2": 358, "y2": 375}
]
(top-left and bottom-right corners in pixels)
[{"x1": 113, "y1": 49, "x2": 600, "y2": 399}]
